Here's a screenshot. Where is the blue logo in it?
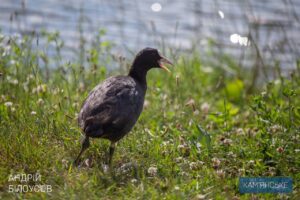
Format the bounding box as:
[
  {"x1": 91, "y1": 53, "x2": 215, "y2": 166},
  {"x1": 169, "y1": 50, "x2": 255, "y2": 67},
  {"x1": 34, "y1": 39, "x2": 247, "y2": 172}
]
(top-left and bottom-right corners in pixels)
[{"x1": 239, "y1": 177, "x2": 292, "y2": 193}]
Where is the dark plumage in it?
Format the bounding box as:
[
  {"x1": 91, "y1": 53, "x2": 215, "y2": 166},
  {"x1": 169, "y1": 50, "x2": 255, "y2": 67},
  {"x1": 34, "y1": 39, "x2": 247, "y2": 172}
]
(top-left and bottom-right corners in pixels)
[{"x1": 74, "y1": 48, "x2": 173, "y2": 165}]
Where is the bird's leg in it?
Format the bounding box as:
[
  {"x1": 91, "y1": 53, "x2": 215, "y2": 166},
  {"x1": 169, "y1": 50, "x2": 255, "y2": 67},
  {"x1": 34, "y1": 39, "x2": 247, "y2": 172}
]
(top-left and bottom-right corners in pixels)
[
  {"x1": 108, "y1": 142, "x2": 116, "y2": 167},
  {"x1": 74, "y1": 136, "x2": 90, "y2": 165}
]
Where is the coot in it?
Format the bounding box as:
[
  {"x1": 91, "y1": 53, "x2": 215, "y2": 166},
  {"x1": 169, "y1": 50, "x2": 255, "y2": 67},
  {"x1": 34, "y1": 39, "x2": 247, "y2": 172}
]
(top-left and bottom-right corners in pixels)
[{"x1": 74, "y1": 48, "x2": 173, "y2": 165}]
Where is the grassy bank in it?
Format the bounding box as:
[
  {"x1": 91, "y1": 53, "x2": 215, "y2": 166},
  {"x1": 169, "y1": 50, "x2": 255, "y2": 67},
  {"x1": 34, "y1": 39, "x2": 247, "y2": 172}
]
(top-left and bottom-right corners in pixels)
[{"x1": 0, "y1": 32, "x2": 299, "y2": 199}]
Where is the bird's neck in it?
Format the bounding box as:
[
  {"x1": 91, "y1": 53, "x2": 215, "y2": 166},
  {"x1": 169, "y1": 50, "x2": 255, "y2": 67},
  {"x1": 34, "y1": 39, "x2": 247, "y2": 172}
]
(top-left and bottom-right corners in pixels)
[{"x1": 128, "y1": 64, "x2": 148, "y2": 87}]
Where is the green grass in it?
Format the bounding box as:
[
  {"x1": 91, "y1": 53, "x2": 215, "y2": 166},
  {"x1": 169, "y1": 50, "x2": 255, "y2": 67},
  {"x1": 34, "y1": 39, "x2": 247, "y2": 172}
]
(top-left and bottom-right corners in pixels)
[{"x1": 0, "y1": 32, "x2": 299, "y2": 199}]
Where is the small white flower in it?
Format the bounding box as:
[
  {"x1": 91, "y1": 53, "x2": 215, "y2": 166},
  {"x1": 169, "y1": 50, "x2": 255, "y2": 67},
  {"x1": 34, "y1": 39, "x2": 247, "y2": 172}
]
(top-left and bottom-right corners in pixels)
[
  {"x1": 143, "y1": 100, "x2": 150, "y2": 109},
  {"x1": 72, "y1": 102, "x2": 79, "y2": 108},
  {"x1": 174, "y1": 186, "x2": 180, "y2": 190},
  {"x1": 175, "y1": 157, "x2": 183, "y2": 163},
  {"x1": 79, "y1": 82, "x2": 85, "y2": 92},
  {"x1": 201, "y1": 66, "x2": 213, "y2": 73},
  {"x1": 223, "y1": 138, "x2": 232, "y2": 145},
  {"x1": 162, "y1": 94, "x2": 168, "y2": 100},
  {"x1": 212, "y1": 157, "x2": 221, "y2": 168},
  {"x1": 53, "y1": 88, "x2": 60, "y2": 95},
  {"x1": 177, "y1": 144, "x2": 191, "y2": 156},
  {"x1": 185, "y1": 98, "x2": 195, "y2": 107},
  {"x1": 193, "y1": 109, "x2": 200, "y2": 115},
  {"x1": 27, "y1": 74, "x2": 34, "y2": 81},
  {"x1": 9, "y1": 60, "x2": 16, "y2": 65},
  {"x1": 195, "y1": 194, "x2": 206, "y2": 200},
  {"x1": 4, "y1": 102, "x2": 13, "y2": 107},
  {"x1": 201, "y1": 102, "x2": 210, "y2": 114},
  {"x1": 11, "y1": 79, "x2": 19, "y2": 85},
  {"x1": 238, "y1": 168, "x2": 245, "y2": 176},
  {"x1": 274, "y1": 79, "x2": 281, "y2": 85},
  {"x1": 53, "y1": 104, "x2": 59, "y2": 110},
  {"x1": 31, "y1": 111, "x2": 37, "y2": 115},
  {"x1": 270, "y1": 124, "x2": 282, "y2": 133},
  {"x1": 196, "y1": 142, "x2": 202, "y2": 149},
  {"x1": 261, "y1": 91, "x2": 267, "y2": 97},
  {"x1": 23, "y1": 82, "x2": 29, "y2": 92},
  {"x1": 227, "y1": 151, "x2": 236, "y2": 158},
  {"x1": 37, "y1": 98, "x2": 44, "y2": 105},
  {"x1": 189, "y1": 162, "x2": 201, "y2": 170},
  {"x1": 5, "y1": 45, "x2": 11, "y2": 52},
  {"x1": 12, "y1": 33, "x2": 21, "y2": 39},
  {"x1": 131, "y1": 178, "x2": 138, "y2": 184},
  {"x1": 37, "y1": 84, "x2": 47, "y2": 93},
  {"x1": 236, "y1": 128, "x2": 245, "y2": 135},
  {"x1": 33, "y1": 84, "x2": 47, "y2": 94},
  {"x1": 248, "y1": 160, "x2": 255, "y2": 165},
  {"x1": 216, "y1": 169, "x2": 225, "y2": 178},
  {"x1": 276, "y1": 147, "x2": 284, "y2": 153},
  {"x1": 162, "y1": 141, "x2": 170, "y2": 146},
  {"x1": 147, "y1": 166, "x2": 158, "y2": 177}
]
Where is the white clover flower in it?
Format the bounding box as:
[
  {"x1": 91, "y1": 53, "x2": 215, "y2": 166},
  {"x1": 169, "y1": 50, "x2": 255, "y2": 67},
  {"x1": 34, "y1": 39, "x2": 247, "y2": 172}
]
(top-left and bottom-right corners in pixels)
[
  {"x1": 238, "y1": 168, "x2": 245, "y2": 176},
  {"x1": 212, "y1": 157, "x2": 221, "y2": 168},
  {"x1": 143, "y1": 100, "x2": 150, "y2": 108},
  {"x1": 216, "y1": 169, "x2": 225, "y2": 178},
  {"x1": 189, "y1": 162, "x2": 201, "y2": 170},
  {"x1": 23, "y1": 82, "x2": 29, "y2": 92},
  {"x1": 195, "y1": 194, "x2": 206, "y2": 200},
  {"x1": 201, "y1": 102, "x2": 210, "y2": 114},
  {"x1": 31, "y1": 111, "x2": 37, "y2": 115},
  {"x1": 9, "y1": 60, "x2": 16, "y2": 65},
  {"x1": 72, "y1": 102, "x2": 79, "y2": 108},
  {"x1": 236, "y1": 128, "x2": 245, "y2": 135},
  {"x1": 223, "y1": 138, "x2": 232, "y2": 145},
  {"x1": 248, "y1": 160, "x2": 255, "y2": 165},
  {"x1": 37, "y1": 98, "x2": 44, "y2": 105},
  {"x1": 193, "y1": 109, "x2": 200, "y2": 115},
  {"x1": 27, "y1": 74, "x2": 35, "y2": 81},
  {"x1": 174, "y1": 186, "x2": 180, "y2": 190},
  {"x1": 185, "y1": 98, "x2": 195, "y2": 107},
  {"x1": 33, "y1": 84, "x2": 47, "y2": 94},
  {"x1": 131, "y1": 178, "x2": 138, "y2": 184},
  {"x1": 270, "y1": 124, "x2": 282, "y2": 133},
  {"x1": 175, "y1": 157, "x2": 183, "y2": 163},
  {"x1": 147, "y1": 166, "x2": 158, "y2": 177},
  {"x1": 4, "y1": 102, "x2": 13, "y2": 107},
  {"x1": 10, "y1": 79, "x2": 19, "y2": 85}
]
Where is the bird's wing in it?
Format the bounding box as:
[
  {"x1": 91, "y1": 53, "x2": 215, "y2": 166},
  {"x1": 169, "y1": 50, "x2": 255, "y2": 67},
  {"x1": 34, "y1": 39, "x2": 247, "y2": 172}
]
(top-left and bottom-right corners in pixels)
[{"x1": 78, "y1": 76, "x2": 141, "y2": 133}]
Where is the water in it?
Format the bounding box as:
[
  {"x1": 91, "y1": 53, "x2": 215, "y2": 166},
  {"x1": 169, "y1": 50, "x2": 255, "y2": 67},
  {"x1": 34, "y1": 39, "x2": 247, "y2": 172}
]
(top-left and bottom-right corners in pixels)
[{"x1": 0, "y1": 0, "x2": 299, "y2": 69}]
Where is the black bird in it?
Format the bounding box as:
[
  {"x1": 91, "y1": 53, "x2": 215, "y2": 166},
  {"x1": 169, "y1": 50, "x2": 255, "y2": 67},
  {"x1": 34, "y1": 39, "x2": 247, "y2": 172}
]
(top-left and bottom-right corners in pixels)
[{"x1": 74, "y1": 48, "x2": 173, "y2": 165}]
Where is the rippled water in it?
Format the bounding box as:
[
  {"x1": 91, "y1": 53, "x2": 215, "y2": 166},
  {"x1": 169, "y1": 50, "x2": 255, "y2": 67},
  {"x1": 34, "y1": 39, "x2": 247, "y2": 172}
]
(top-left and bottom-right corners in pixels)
[{"x1": 1, "y1": 0, "x2": 299, "y2": 69}]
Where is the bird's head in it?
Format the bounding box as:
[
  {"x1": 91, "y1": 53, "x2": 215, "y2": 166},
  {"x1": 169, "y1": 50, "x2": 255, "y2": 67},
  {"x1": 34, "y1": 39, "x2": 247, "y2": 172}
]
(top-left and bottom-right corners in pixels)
[{"x1": 131, "y1": 47, "x2": 173, "y2": 73}]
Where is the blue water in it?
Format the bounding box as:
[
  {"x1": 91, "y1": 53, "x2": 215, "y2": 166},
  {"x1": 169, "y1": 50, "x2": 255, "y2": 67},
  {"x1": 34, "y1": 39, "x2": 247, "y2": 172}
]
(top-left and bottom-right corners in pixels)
[{"x1": 0, "y1": 0, "x2": 299, "y2": 69}]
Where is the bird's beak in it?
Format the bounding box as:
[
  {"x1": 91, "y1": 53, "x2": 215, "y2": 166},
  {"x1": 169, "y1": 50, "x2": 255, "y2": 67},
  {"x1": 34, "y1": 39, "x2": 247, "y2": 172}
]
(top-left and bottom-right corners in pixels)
[{"x1": 158, "y1": 56, "x2": 173, "y2": 73}]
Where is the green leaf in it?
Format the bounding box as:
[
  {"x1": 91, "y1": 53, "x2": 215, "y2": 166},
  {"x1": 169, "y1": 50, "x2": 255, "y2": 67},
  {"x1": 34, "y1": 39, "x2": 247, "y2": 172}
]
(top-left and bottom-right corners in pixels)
[
  {"x1": 196, "y1": 124, "x2": 212, "y2": 151},
  {"x1": 225, "y1": 79, "x2": 244, "y2": 101}
]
